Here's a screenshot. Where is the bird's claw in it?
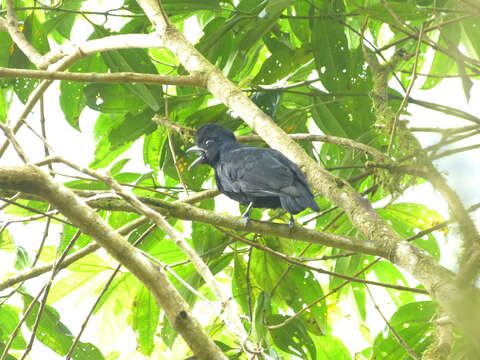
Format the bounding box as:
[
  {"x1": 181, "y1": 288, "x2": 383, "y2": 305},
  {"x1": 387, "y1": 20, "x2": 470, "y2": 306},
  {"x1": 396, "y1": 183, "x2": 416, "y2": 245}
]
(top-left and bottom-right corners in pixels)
[
  {"x1": 242, "y1": 215, "x2": 250, "y2": 228},
  {"x1": 288, "y1": 215, "x2": 295, "y2": 232}
]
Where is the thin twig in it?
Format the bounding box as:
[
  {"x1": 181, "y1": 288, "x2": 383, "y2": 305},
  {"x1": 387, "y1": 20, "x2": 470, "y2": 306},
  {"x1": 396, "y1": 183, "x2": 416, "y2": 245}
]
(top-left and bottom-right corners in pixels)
[
  {"x1": 0, "y1": 124, "x2": 29, "y2": 163},
  {"x1": 366, "y1": 286, "x2": 420, "y2": 360},
  {"x1": 20, "y1": 230, "x2": 82, "y2": 359},
  {"x1": 387, "y1": 23, "x2": 424, "y2": 155},
  {"x1": 0, "y1": 67, "x2": 204, "y2": 87},
  {"x1": 65, "y1": 224, "x2": 156, "y2": 360},
  {"x1": 45, "y1": 156, "x2": 251, "y2": 349}
]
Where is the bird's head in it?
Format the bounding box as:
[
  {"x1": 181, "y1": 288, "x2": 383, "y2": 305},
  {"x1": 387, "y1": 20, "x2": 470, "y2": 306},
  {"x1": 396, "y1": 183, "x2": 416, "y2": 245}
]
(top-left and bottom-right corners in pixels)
[{"x1": 186, "y1": 124, "x2": 236, "y2": 169}]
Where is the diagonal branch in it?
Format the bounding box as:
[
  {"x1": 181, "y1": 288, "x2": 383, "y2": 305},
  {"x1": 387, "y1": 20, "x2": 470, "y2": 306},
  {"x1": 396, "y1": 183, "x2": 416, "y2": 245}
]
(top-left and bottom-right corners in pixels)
[
  {"x1": 0, "y1": 33, "x2": 164, "y2": 158},
  {"x1": 0, "y1": 164, "x2": 227, "y2": 360},
  {"x1": 0, "y1": 67, "x2": 205, "y2": 87},
  {"x1": 135, "y1": 0, "x2": 480, "y2": 351},
  {"x1": 44, "y1": 156, "x2": 251, "y2": 353}
]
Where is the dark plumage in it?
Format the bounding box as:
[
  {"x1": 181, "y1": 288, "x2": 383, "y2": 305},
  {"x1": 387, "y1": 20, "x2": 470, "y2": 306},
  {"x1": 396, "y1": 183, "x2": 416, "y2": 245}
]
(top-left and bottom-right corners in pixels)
[{"x1": 187, "y1": 124, "x2": 320, "y2": 227}]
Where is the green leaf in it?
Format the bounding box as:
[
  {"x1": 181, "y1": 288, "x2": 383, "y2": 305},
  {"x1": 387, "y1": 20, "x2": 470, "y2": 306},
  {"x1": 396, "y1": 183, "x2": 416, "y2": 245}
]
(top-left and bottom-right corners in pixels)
[
  {"x1": 251, "y1": 91, "x2": 281, "y2": 117},
  {"x1": 84, "y1": 83, "x2": 146, "y2": 113},
  {"x1": 144, "y1": 128, "x2": 166, "y2": 171},
  {"x1": 0, "y1": 305, "x2": 26, "y2": 350},
  {"x1": 109, "y1": 109, "x2": 156, "y2": 147},
  {"x1": 0, "y1": 230, "x2": 15, "y2": 253},
  {"x1": 238, "y1": 1, "x2": 291, "y2": 53},
  {"x1": 373, "y1": 261, "x2": 415, "y2": 306},
  {"x1": 278, "y1": 267, "x2": 327, "y2": 335},
  {"x1": 132, "y1": 286, "x2": 160, "y2": 355},
  {"x1": 3, "y1": 199, "x2": 50, "y2": 218},
  {"x1": 353, "y1": 2, "x2": 430, "y2": 23},
  {"x1": 60, "y1": 54, "x2": 108, "y2": 130},
  {"x1": 462, "y1": 17, "x2": 480, "y2": 60},
  {"x1": 352, "y1": 272, "x2": 367, "y2": 321},
  {"x1": 90, "y1": 113, "x2": 134, "y2": 169},
  {"x1": 93, "y1": 273, "x2": 139, "y2": 315},
  {"x1": 252, "y1": 291, "x2": 271, "y2": 344},
  {"x1": 316, "y1": 334, "x2": 351, "y2": 359},
  {"x1": 0, "y1": 344, "x2": 17, "y2": 360},
  {"x1": 232, "y1": 254, "x2": 250, "y2": 314},
  {"x1": 22, "y1": 294, "x2": 104, "y2": 359},
  {"x1": 0, "y1": 31, "x2": 12, "y2": 68},
  {"x1": 162, "y1": 0, "x2": 222, "y2": 14},
  {"x1": 14, "y1": 246, "x2": 32, "y2": 270},
  {"x1": 311, "y1": 1, "x2": 349, "y2": 93},
  {"x1": 43, "y1": 0, "x2": 85, "y2": 39},
  {"x1": 379, "y1": 203, "x2": 443, "y2": 260},
  {"x1": 421, "y1": 21, "x2": 460, "y2": 90},
  {"x1": 191, "y1": 220, "x2": 228, "y2": 262},
  {"x1": 268, "y1": 314, "x2": 316, "y2": 359},
  {"x1": 253, "y1": 40, "x2": 311, "y2": 85},
  {"x1": 0, "y1": 87, "x2": 12, "y2": 123},
  {"x1": 289, "y1": 2, "x2": 311, "y2": 43},
  {"x1": 250, "y1": 248, "x2": 288, "y2": 293},
  {"x1": 373, "y1": 301, "x2": 435, "y2": 359},
  {"x1": 96, "y1": 27, "x2": 163, "y2": 112},
  {"x1": 310, "y1": 93, "x2": 349, "y2": 137},
  {"x1": 49, "y1": 271, "x2": 104, "y2": 304}
]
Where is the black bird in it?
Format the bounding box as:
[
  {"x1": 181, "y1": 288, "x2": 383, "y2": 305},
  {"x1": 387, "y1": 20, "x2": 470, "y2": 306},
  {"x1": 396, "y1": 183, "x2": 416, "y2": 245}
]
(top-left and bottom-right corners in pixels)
[{"x1": 187, "y1": 124, "x2": 319, "y2": 227}]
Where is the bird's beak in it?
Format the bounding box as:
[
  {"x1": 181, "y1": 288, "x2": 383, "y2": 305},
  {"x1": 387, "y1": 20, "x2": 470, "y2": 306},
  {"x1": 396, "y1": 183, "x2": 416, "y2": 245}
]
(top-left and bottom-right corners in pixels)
[{"x1": 186, "y1": 145, "x2": 206, "y2": 170}]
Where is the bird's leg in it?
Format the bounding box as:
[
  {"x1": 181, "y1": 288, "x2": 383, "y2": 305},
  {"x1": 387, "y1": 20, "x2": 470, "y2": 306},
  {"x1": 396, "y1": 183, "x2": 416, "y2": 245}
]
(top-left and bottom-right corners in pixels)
[
  {"x1": 241, "y1": 202, "x2": 253, "y2": 227},
  {"x1": 288, "y1": 214, "x2": 295, "y2": 230}
]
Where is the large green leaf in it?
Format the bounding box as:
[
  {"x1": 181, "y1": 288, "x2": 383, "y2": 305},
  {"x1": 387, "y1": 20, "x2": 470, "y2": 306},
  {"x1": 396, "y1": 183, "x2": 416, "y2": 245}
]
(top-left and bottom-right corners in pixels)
[
  {"x1": 421, "y1": 21, "x2": 460, "y2": 90},
  {"x1": 353, "y1": 2, "x2": 431, "y2": 23},
  {"x1": 22, "y1": 294, "x2": 104, "y2": 359},
  {"x1": 253, "y1": 39, "x2": 311, "y2": 85},
  {"x1": 90, "y1": 113, "x2": 134, "y2": 169},
  {"x1": 94, "y1": 27, "x2": 163, "y2": 111},
  {"x1": 268, "y1": 314, "x2": 316, "y2": 359},
  {"x1": 84, "y1": 83, "x2": 146, "y2": 113},
  {"x1": 232, "y1": 254, "x2": 250, "y2": 314},
  {"x1": 311, "y1": 1, "x2": 349, "y2": 93},
  {"x1": 43, "y1": 0, "x2": 85, "y2": 40},
  {"x1": 379, "y1": 203, "x2": 443, "y2": 260},
  {"x1": 60, "y1": 54, "x2": 108, "y2": 130},
  {"x1": 373, "y1": 261, "x2": 415, "y2": 306},
  {"x1": 278, "y1": 267, "x2": 327, "y2": 335},
  {"x1": 0, "y1": 305, "x2": 26, "y2": 350},
  {"x1": 316, "y1": 334, "x2": 351, "y2": 360},
  {"x1": 250, "y1": 247, "x2": 288, "y2": 293},
  {"x1": 132, "y1": 286, "x2": 160, "y2": 355},
  {"x1": 372, "y1": 301, "x2": 435, "y2": 358},
  {"x1": 252, "y1": 291, "x2": 271, "y2": 344}
]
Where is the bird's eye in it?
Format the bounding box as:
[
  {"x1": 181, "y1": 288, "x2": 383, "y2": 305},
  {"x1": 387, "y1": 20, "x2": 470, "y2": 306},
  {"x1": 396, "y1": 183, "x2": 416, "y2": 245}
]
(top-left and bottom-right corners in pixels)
[{"x1": 205, "y1": 139, "x2": 214, "y2": 146}]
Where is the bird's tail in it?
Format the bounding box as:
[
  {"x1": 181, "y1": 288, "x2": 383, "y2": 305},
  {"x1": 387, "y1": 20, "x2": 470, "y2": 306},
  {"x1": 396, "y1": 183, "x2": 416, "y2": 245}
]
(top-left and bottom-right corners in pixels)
[{"x1": 280, "y1": 187, "x2": 320, "y2": 214}]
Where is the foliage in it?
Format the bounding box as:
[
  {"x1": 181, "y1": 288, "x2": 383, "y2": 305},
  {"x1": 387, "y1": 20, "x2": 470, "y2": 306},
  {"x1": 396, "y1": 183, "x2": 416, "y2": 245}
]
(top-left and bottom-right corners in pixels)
[{"x1": 0, "y1": 0, "x2": 479, "y2": 359}]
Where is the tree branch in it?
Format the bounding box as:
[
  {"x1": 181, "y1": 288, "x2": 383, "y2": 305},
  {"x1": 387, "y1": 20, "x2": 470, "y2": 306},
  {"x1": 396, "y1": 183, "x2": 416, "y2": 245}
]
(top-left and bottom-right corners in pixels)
[
  {"x1": 133, "y1": 3, "x2": 478, "y2": 350},
  {"x1": 0, "y1": 165, "x2": 227, "y2": 360},
  {"x1": 0, "y1": 66, "x2": 205, "y2": 87}
]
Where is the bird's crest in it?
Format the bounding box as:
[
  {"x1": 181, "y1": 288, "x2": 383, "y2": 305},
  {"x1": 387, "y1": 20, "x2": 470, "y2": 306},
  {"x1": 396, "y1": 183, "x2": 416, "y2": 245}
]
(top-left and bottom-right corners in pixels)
[{"x1": 196, "y1": 124, "x2": 236, "y2": 145}]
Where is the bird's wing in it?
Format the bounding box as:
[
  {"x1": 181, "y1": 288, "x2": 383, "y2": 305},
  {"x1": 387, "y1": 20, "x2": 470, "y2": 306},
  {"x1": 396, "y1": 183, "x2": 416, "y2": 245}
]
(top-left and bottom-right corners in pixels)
[{"x1": 217, "y1": 147, "x2": 298, "y2": 197}]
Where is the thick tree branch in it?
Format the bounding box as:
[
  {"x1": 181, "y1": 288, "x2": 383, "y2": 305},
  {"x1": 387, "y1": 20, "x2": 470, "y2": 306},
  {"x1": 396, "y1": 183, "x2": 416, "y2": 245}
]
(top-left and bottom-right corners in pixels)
[
  {"x1": 0, "y1": 217, "x2": 147, "y2": 292},
  {"x1": 0, "y1": 33, "x2": 164, "y2": 158},
  {"x1": 157, "y1": 117, "x2": 388, "y2": 161},
  {"x1": 135, "y1": 0, "x2": 480, "y2": 351},
  {"x1": 0, "y1": 67, "x2": 205, "y2": 87},
  {"x1": 0, "y1": 176, "x2": 381, "y2": 258},
  {"x1": 4, "y1": 0, "x2": 42, "y2": 66},
  {"x1": 44, "y1": 156, "x2": 251, "y2": 353},
  {"x1": 0, "y1": 165, "x2": 226, "y2": 360}
]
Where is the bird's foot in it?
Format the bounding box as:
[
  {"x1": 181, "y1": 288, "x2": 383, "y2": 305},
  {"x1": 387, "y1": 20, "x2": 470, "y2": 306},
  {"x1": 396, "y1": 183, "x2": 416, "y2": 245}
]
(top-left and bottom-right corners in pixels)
[
  {"x1": 288, "y1": 215, "x2": 295, "y2": 232},
  {"x1": 241, "y1": 202, "x2": 253, "y2": 229},
  {"x1": 241, "y1": 214, "x2": 251, "y2": 229}
]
